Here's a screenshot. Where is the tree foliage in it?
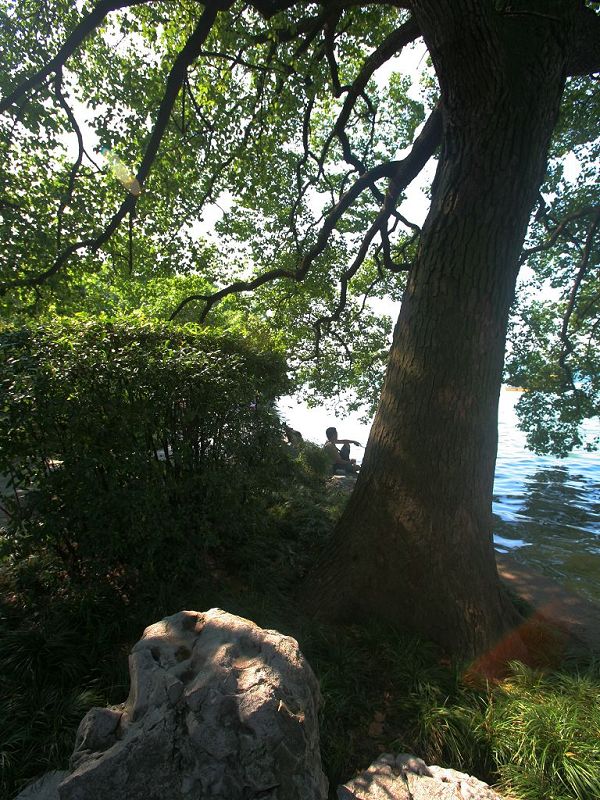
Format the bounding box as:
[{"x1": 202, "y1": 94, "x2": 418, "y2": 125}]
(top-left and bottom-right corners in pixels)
[
  {"x1": 2, "y1": 1, "x2": 596, "y2": 446},
  {"x1": 505, "y1": 75, "x2": 600, "y2": 455},
  {"x1": 0, "y1": 0, "x2": 430, "y2": 411}
]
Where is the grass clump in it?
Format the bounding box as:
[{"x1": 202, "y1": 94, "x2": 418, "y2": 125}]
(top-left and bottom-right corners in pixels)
[
  {"x1": 301, "y1": 622, "x2": 600, "y2": 800},
  {"x1": 489, "y1": 662, "x2": 600, "y2": 800}
]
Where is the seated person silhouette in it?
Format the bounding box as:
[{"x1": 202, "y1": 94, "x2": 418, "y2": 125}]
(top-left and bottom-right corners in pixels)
[{"x1": 324, "y1": 426, "x2": 361, "y2": 474}]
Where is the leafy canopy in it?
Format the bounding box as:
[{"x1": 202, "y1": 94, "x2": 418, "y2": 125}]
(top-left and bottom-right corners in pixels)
[{"x1": 0, "y1": 0, "x2": 598, "y2": 447}]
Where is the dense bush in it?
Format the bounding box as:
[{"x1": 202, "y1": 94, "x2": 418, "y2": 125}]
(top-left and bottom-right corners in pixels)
[
  {"x1": 3, "y1": 319, "x2": 598, "y2": 800},
  {"x1": 0, "y1": 317, "x2": 339, "y2": 796},
  {"x1": 0, "y1": 318, "x2": 293, "y2": 591}
]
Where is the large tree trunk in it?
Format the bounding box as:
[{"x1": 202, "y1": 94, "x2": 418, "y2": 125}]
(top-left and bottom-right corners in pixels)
[{"x1": 302, "y1": 2, "x2": 574, "y2": 657}]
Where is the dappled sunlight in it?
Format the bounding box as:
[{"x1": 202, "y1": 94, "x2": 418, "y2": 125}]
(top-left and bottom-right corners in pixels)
[{"x1": 100, "y1": 147, "x2": 141, "y2": 195}]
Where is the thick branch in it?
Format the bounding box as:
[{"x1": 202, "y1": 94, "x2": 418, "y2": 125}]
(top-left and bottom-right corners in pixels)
[
  {"x1": 567, "y1": 3, "x2": 600, "y2": 76},
  {"x1": 312, "y1": 108, "x2": 441, "y2": 336},
  {"x1": 0, "y1": 0, "x2": 154, "y2": 115},
  {"x1": 170, "y1": 104, "x2": 442, "y2": 323},
  {"x1": 324, "y1": 13, "x2": 344, "y2": 96}
]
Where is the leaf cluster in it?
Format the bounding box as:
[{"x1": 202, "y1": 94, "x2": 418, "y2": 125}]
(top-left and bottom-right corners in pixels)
[{"x1": 507, "y1": 74, "x2": 599, "y2": 455}]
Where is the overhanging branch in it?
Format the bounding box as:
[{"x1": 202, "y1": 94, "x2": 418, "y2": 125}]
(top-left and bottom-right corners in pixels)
[
  {"x1": 170, "y1": 104, "x2": 442, "y2": 323},
  {"x1": 168, "y1": 161, "x2": 400, "y2": 322},
  {"x1": 0, "y1": 2, "x2": 228, "y2": 292},
  {"x1": 312, "y1": 105, "x2": 441, "y2": 338},
  {"x1": 0, "y1": 0, "x2": 155, "y2": 115}
]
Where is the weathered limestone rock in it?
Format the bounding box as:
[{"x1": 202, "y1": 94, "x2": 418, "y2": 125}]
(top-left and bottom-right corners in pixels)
[
  {"x1": 17, "y1": 609, "x2": 327, "y2": 800},
  {"x1": 337, "y1": 753, "x2": 412, "y2": 800},
  {"x1": 338, "y1": 754, "x2": 505, "y2": 800}
]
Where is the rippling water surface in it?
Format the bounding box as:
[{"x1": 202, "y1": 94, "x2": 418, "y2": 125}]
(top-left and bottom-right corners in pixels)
[
  {"x1": 282, "y1": 388, "x2": 600, "y2": 602},
  {"x1": 493, "y1": 390, "x2": 600, "y2": 602}
]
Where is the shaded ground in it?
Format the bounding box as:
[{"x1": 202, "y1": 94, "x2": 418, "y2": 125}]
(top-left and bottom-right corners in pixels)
[
  {"x1": 496, "y1": 552, "x2": 600, "y2": 655},
  {"x1": 3, "y1": 470, "x2": 598, "y2": 655}
]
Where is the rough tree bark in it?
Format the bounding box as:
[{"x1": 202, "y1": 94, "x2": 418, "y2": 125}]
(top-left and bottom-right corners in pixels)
[{"x1": 302, "y1": 0, "x2": 578, "y2": 657}]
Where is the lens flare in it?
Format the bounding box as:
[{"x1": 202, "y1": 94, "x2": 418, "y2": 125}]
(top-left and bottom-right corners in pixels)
[{"x1": 100, "y1": 147, "x2": 141, "y2": 196}]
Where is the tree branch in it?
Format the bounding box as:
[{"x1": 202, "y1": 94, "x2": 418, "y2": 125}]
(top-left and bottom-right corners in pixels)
[
  {"x1": 311, "y1": 108, "x2": 441, "y2": 339},
  {"x1": 170, "y1": 104, "x2": 442, "y2": 323},
  {"x1": 321, "y1": 15, "x2": 421, "y2": 202},
  {"x1": 0, "y1": 1, "x2": 229, "y2": 292},
  {"x1": 313, "y1": 210, "x2": 387, "y2": 345},
  {"x1": 53, "y1": 69, "x2": 84, "y2": 251},
  {"x1": 169, "y1": 161, "x2": 399, "y2": 322},
  {"x1": 0, "y1": 0, "x2": 155, "y2": 115},
  {"x1": 329, "y1": 16, "x2": 420, "y2": 152},
  {"x1": 559, "y1": 210, "x2": 600, "y2": 387},
  {"x1": 324, "y1": 12, "x2": 344, "y2": 96},
  {"x1": 520, "y1": 204, "x2": 600, "y2": 263}
]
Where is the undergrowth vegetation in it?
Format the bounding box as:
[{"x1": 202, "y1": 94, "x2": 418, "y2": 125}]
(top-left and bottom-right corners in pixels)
[
  {"x1": 300, "y1": 623, "x2": 600, "y2": 800},
  {"x1": 1, "y1": 319, "x2": 599, "y2": 800}
]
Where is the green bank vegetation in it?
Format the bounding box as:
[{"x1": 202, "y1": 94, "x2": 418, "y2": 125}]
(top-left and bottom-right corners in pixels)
[
  {"x1": 1, "y1": 1, "x2": 599, "y2": 797},
  {"x1": 1, "y1": 319, "x2": 599, "y2": 800}
]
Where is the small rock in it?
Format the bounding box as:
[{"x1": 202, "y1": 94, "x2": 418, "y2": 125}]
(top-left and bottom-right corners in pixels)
[
  {"x1": 339, "y1": 754, "x2": 505, "y2": 800},
  {"x1": 338, "y1": 754, "x2": 411, "y2": 800}
]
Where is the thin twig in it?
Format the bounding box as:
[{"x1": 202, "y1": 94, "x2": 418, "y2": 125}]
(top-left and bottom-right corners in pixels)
[{"x1": 0, "y1": 2, "x2": 228, "y2": 292}]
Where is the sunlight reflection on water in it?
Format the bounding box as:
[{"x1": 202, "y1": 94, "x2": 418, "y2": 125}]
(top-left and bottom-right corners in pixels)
[
  {"x1": 493, "y1": 391, "x2": 600, "y2": 602},
  {"x1": 281, "y1": 388, "x2": 600, "y2": 602}
]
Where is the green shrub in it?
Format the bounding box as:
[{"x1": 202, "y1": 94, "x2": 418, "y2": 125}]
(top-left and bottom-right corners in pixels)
[
  {"x1": 0, "y1": 317, "x2": 320, "y2": 796},
  {"x1": 0, "y1": 318, "x2": 291, "y2": 594}
]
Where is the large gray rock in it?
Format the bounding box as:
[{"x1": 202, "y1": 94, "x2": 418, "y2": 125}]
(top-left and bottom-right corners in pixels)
[
  {"x1": 13, "y1": 771, "x2": 68, "y2": 800},
  {"x1": 338, "y1": 754, "x2": 505, "y2": 800},
  {"x1": 17, "y1": 609, "x2": 327, "y2": 800}
]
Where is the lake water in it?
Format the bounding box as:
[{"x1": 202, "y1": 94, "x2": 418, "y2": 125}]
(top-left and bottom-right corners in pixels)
[
  {"x1": 494, "y1": 390, "x2": 600, "y2": 603},
  {"x1": 280, "y1": 388, "x2": 600, "y2": 603}
]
